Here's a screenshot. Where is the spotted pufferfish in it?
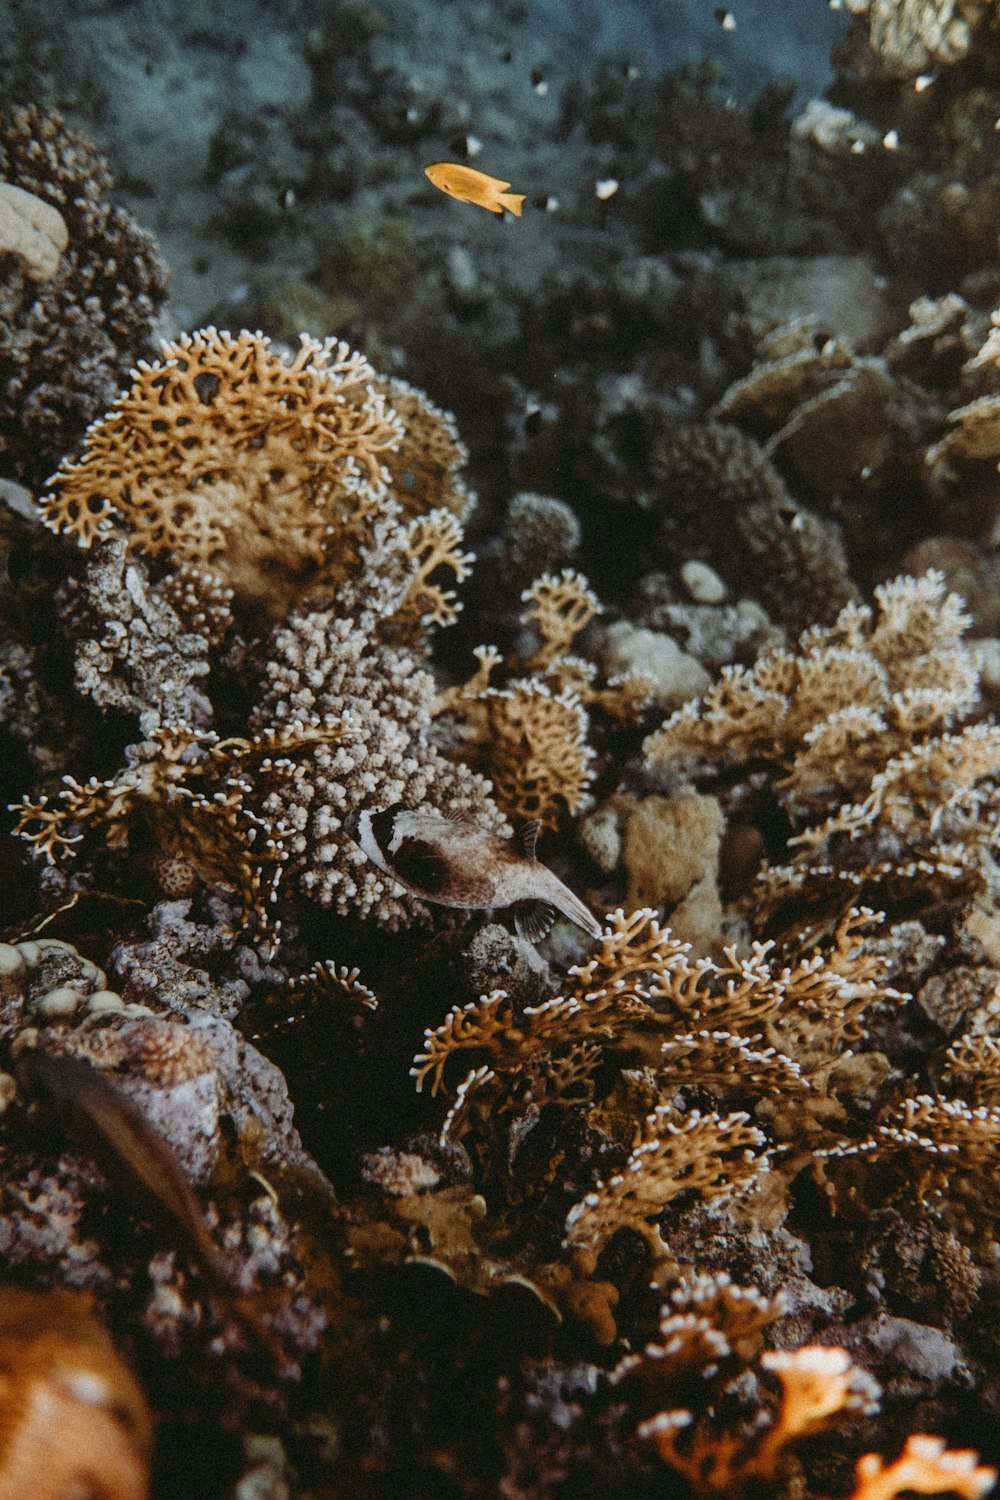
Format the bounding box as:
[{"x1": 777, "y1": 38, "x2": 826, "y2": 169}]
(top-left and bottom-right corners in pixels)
[{"x1": 343, "y1": 804, "x2": 601, "y2": 942}]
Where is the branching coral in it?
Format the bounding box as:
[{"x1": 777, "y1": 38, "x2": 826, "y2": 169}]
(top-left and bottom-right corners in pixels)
[
  {"x1": 57, "y1": 537, "x2": 215, "y2": 734},
  {"x1": 415, "y1": 906, "x2": 891, "y2": 1098},
  {"x1": 11, "y1": 721, "x2": 344, "y2": 944},
  {"x1": 850, "y1": 1436, "x2": 995, "y2": 1500},
  {"x1": 411, "y1": 905, "x2": 893, "y2": 1274},
  {"x1": 563, "y1": 1105, "x2": 767, "y2": 1257},
  {"x1": 640, "y1": 1344, "x2": 878, "y2": 1496},
  {"x1": 609, "y1": 1274, "x2": 881, "y2": 1496},
  {"x1": 645, "y1": 571, "x2": 994, "y2": 929},
  {"x1": 42, "y1": 329, "x2": 401, "y2": 621},
  {"x1": 821, "y1": 1093, "x2": 1000, "y2": 1247},
  {"x1": 40, "y1": 326, "x2": 477, "y2": 639},
  {"x1": 646, "y1": 572, "x2": 976, "y2": 802},
  {"x1": 436, "y1": 570, "x2": 648, "y2": 827}
]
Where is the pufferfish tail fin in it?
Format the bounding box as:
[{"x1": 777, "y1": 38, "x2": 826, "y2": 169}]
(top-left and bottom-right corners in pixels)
[
  {"x1": 500, "y1": 191, "x2": 526, "y2": 217},
  {"x1": 520, "y1": 870, "x2": 603, "y2": 943}
]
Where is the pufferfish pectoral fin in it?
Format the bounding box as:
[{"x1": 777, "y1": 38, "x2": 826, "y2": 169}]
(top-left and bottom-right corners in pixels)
[{"x1": 513, "y1": 900, "x2": 558, "y2": 943}]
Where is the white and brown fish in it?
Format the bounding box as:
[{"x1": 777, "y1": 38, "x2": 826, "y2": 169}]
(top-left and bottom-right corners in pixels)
[{"x1": 342, "y1": 804, "x2": 601, "y2": 942}]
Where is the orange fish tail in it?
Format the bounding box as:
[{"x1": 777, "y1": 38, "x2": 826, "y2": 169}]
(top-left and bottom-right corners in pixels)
[{"x1": 501, "y1": 191, "x2": 526, "y2": 217}]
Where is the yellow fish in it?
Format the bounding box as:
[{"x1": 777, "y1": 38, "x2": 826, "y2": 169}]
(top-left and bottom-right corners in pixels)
[{"x1": 424, "y1": 161, "x2": 526, "y2": 216}]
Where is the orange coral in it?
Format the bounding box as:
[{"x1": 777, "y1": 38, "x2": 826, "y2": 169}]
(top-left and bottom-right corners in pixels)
[
  {"x1": 639, "y1": 1342, "x2": 878, "y2": 1497},
  {"x1": 850, "y1": 1435, "x2": 996, "y2": 1500},
  {"x1": 0, "y1": 1286, "x2": 152, "y2": 1500}
]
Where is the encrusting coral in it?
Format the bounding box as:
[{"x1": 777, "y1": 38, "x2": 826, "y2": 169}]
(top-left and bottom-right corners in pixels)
[
  {"x1": 0, "y1": 180, "x2": 68, "y2": 281},
  {"x1": 0, "y1": 106, "x2": 169, "y2": 488}
]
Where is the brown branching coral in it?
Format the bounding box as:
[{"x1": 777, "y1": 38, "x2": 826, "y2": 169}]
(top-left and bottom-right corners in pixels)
[
  {"x1": 437, "y1": 570, "x2": 648, "y2": 827},
  {"x1": 563, "y1": 1105, "x2": 767, "y2": 1257},
  {"x1": 40, "y1": 327, "x2": 476, "y2": 636},
  {"x1": 414, "y1": 906, "x2": 892, "y2": 1101},
  {"x1": 41, "y1": 329, "x2": 404, "y2": 621},
  {"x1": 371, "y1": 374, "x2": 473, "y2": 519},
  {"x1": 412, "y1": 906, "x2": 893, "y2": 1270},
  {"x1": 618, "y1": 1280, "x2": 887, "y2": 1498},
  {"x1": 822, "y1": 1094, "x2": 1000, "y2": 1242},
  {"x1": 11, "y1": 324, "x2": 499, "y2": 931},
  {"x1": 646, "y1": 572, "x2": 976, "y2": 806},
  {"x1": 11, "y1": 721, "x2": 344, "y2": 943}
]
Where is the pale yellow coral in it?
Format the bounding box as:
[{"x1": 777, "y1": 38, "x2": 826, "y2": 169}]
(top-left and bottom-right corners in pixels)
[
  {"x1": 520, "y1": 569, "x2": 601, "y2": 670},
  {"x1": 646, "y1": 573, "x2": 976, "y2": 811},
  {"x1": 845, "y1": 0, "x2": 990, "y2": 76},
  {"x1": 437, "y1": 570, "x2": 646, "y2": 827},
  {"x1": 0, "y1": 180, "x2": 68, "y2": 280},
  {"x1": 474, "y1": 681, "x2": 594, "y2": 826}
]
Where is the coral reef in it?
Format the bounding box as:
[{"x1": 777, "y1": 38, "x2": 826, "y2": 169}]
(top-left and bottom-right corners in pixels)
[{"x1": 10, "y1": 3, "x2": 1000, "y2": 1494}]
